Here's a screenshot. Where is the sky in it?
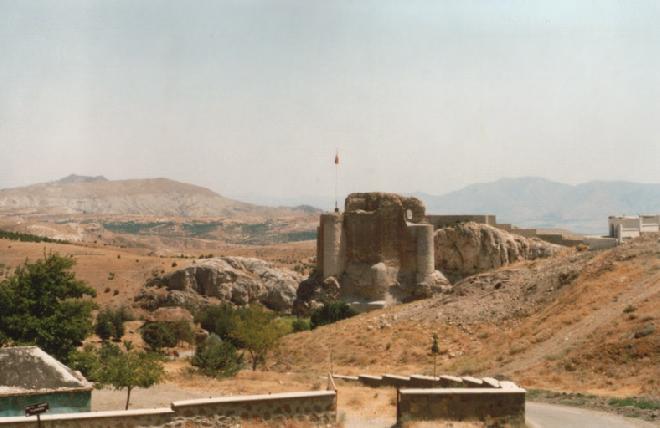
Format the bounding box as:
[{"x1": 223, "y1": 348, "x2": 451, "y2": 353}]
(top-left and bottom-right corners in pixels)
[{"x1": 1, "y1": 0, "x2": 659, "y2": 209}]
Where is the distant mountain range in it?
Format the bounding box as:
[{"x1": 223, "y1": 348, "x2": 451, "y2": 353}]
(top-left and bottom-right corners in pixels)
[
  {"x1": 414, "y1": 177, "x2": 660, "y2": 234},
  {"x1": 0, "y1": 174, "x2": 318, "y2": 218}
]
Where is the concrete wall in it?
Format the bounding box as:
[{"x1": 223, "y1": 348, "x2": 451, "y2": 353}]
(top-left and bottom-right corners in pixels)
[
  {"x1": 397, "y1": 387, "x2": 525, "y2": 428},
  {"x1": 0, "y1": 390, "x2": 91, "y2": 417},
  {"x1": 584, "y1": 237, "x2": 618, "y2": 250},
  {"x1": 0, "y1": 391, "x2": 337, "y2": 428}
]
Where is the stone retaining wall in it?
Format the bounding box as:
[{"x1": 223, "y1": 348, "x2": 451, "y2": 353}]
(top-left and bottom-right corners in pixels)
[
  {"x1": 171, "y1": 391, "x2": 336, "y2": 426},
  {"x1": 0, "y1": 408, "x2": 174, "y2": 428},
  {"x1": 397, "y1": 386, "x2": 525, "y2": 427},
  {"x1": 0, "y1": 391, "x2": 337, "y2": 428}
]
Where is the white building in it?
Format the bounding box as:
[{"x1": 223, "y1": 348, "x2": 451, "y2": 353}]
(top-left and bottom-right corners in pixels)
[{"x1": 608, "y1": 215, "x2": 660, "y2": 242}]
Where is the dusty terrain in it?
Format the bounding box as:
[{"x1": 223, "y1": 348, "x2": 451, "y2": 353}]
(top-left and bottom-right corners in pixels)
[
  {"x1": 0, "y1": 175, "x2": 320, "y2": 249},
  {"x1": 275, "y1": 234, "x2": 660, "y2": 397},
  {"x1": 0, "y1": 238, "x2": 315, "y2": 309}
]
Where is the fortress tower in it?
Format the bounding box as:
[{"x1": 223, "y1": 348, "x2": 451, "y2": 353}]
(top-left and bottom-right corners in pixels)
[{"x1": 315, "y1": 193, "x2": 446, "y2": 306}]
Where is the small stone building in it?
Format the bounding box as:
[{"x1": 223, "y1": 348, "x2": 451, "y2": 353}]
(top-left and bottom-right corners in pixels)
[
  {"x1": 0, "y1": 346, "x2": 92, "y2": 416},
  {"x1": 608, "y1": 215, "x2": 660, "y2": 242}
]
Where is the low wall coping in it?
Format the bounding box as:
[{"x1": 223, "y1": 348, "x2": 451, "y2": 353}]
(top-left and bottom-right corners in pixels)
[
  {"x1": 409, "y1": 375, "x2": 438, "y2": 381},
  {"x1": 0, "y1": 407, "x2": 174, "y2": 424},
  {"x1": 439, "y1": 375, "x2": 462, "y2": 383},
  {"x1": 172, "y1": 390, "x2": 336, "y2": 408},
  {"x1": 332, "y1": 375, "x2": 359, "y2": 381},
  {"x1": 462, "y1": 376, "x2": 484, "y2": 385},
  {"x1": 400, "y1": 387, "x2": 525, "y2": 395},
  {"x1": 481, "y1": 377, "x2": 501, "y2": 388},
  {"x1": 498, "y1": 381, "x2": 523, "y2": 390},
  {"x1": 383, "y1": 374, "x2": 410, "y2": 381},
  {"x1": 358, "y1": 375, "x2": 382, "y2": 380}
]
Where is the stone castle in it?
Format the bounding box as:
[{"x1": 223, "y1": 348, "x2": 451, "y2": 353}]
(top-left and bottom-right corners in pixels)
[
  {"x1": 315, "y1": 193, "x2": 479, "y2": 306},
  {"x1": 295, "y1": 192, "x2": 573, "y2": 313}
]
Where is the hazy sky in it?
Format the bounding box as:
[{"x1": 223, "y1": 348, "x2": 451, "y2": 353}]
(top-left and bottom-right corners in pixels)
[{"x1": 1, "y1": 0, "x2": 659, "y2": 208}]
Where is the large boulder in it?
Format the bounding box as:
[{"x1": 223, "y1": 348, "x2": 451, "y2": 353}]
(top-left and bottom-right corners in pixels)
[
  {"x1": 434, "y1": 222, "x2": 563, "y2": 281},
  {"x1": 135, "y1": 257, "x2": 303, "y2": 312}
]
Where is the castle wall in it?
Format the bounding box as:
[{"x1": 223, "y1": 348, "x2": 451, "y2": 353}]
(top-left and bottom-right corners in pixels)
[
  {"x1": 425, "y1": 214, "x2": 496, "y2": 229},
  {"x1": 314, "y1": 193, "x2": 442, "y2": 304}
]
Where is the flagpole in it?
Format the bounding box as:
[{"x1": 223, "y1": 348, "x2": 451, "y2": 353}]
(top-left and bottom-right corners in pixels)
[{"x1": 334, "y1": 149, "x2": 339, "y2": 213}]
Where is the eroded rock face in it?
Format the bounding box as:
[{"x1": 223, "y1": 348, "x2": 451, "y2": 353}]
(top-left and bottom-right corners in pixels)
[
  {"x1": 135, "y1": 257, "x2": 303, "y2": 312},
  {"x1": 434, "y1": 222, "x2": 563, "y2": 281}
]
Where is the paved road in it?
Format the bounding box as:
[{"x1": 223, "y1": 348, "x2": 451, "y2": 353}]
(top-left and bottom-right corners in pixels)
[{"x1": 527, "y1": 402, "x2": 659, "y2": 428}]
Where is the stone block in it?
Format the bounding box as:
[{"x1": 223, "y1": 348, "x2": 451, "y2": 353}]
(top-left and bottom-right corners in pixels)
[
  {"x1": 438, "y1": 375, "x2": 463, "y2": 387},
  {"x1": 481, "y1": 377, "x2": 501, "y2": 388},
  {"x1": 381, "y1": 374, "x2": 411, "y2": 387},
  {"x1": 408, "y1": 375, "x2": 439, "y2": 388},
  {"x1": 461, "y1": 376, "x2": 485, "y2": 387},
  {"x1": 358, "y1": 374, "x2": 383, "y2": 387}
]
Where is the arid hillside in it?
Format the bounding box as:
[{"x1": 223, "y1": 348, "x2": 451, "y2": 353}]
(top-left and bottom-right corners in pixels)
[
  {"x1": 0, "y1": 238, "x2": 315, "y2": 309},
  {"x1": 0, "y1": 174, "x2": 311, "y2": 218},
  {"x1": 0, "y1": 175, "x2": 320, "y2": 247},
  {"x1": 275, "y1": 234, "x2": 659, "y2": 397}
]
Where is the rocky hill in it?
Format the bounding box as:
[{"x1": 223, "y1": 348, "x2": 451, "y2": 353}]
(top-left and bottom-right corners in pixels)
[
  {"x1": 136, "y1": 257, "x2": 303, "y2": 312},
  {"x1": 276, "y1": 234, "x2": 659, "y2": 397},
  {"x1": 0, "y1": 175, "x2": 314, "y2": 218},
  {"x1": 416, "y1": 177, "x2": 660, "y2": 234},
  {"x1": 434, "y1": 222, "x2": 564, "y2": 281}
]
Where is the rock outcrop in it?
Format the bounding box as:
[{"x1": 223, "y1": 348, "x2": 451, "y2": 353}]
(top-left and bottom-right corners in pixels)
[
  {"x1": 135, "y1": 257, "x2": 303, "y2": 312},
  {"x1": 434, "y1": 222, "x2": 563, "y2": 281}
]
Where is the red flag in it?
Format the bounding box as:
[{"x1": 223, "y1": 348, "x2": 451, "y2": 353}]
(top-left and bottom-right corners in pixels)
[{"x1": 334, "y1": 150, "x2": 339, "y2": 165}]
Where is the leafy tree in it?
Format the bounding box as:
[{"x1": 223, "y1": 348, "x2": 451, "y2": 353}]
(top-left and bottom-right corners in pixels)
[
  {"x1": 310, "y1": 301, "x2": 357, "y2": 329},
  {"x1": 292, "y1": 317, "x2": 311, "y2": 332},
  {"x1": 192, "y1": 334, "x2": 243, "y2": 378},
  {"x1": 141, "y1": 322, "x2": 177, "y2": 352},
  {"x1": 95, "y1": 314, "x2": 115, "y2": 342},
  {"x1": 95, "y1": 306, "x2": 133, "y2": 342},
  {"x1": 68, "y1": 344, "x2": 102, "y2": 379},
  {"x1": 195, "y1": 304, "x2": 239, "y2": 343},
  {"x1": 230, "y1": 305, "x2": 287, "y2": 370},
  {"x1": 74, "y1": 343, "x2": 164, "y2": 410},
  {"x1": 0, "y1": 254, "x2": 96, "y2": 361},
  {"x1": 169, "y1": 320, "x2": 195, "y2": 346}
]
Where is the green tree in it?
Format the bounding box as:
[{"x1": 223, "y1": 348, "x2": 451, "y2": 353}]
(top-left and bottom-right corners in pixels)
[
  {"x1": 141, "y1": 322, "x2": 177, "y2": 352},
  {"x1": 0, "y1": 254, "x2": 96, "y2": 361},
  {"x1": 310, "y1": 301, "x2": 357, "y2": 329},
  {"x1": 192, "y1": 334, "x2": 243, "y2": 378},
  {"x1": 169, "y1": 320, "x2": 195, "y2": 347},
  {"x1": 292, "y1": 317, "x2": 311, "y2": 332},
  {"x1": 195, "y1": 304, "x2": 239, "y2": 343},
  {"x1": 230, "y1": 305, "x2": 287, "y2": 371},
  {"x1": 68, "y1": 344, "x2": 102, "y2": 379},
  {"x1": 95, "y1": 306, "x2": 133, "y2": 342},
  {"x1": 78, "y1": 343, "x2": 164, "y2": 410}
]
